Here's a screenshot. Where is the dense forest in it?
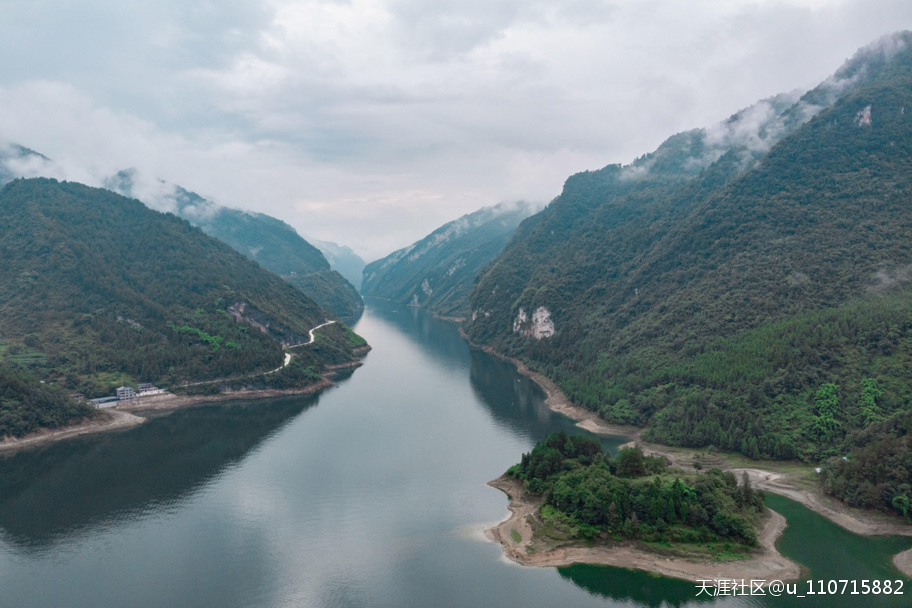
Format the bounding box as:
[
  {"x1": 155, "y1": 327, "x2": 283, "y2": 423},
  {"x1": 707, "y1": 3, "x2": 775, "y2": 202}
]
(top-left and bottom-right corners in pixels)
[
  {"x1": 106, "y1": 169, "x2": 364, "y2": 318},
  {"x1": 0, "y1": 364, "x2": 93, "y2": 438},
  {"x1": 508, "y1": 433, "x2": 763, "y2": 546},
  {"x1": 0, "y1": 178, "x2": 366, "y2": 436},
  {"x1": 362, "y1": 201, "x2": 537, "y2": 318},
  {"x1": 466, "y1": 34, "x2": 912, "y2": 517}
]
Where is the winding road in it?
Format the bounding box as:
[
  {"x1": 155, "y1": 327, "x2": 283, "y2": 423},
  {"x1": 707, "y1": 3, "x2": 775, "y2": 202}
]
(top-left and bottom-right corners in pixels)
[
  {"x1": 183, "y1": 320, "x2": 338, "y2": 385},
  {"x1": 268, "y1": 320, "x2": 337, "y2": 374}
]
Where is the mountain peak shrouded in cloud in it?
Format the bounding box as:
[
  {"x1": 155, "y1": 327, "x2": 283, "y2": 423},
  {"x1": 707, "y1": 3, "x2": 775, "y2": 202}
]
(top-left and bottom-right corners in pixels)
[
  {"x1": 465, "y1": 30, "x2": 912, "y2": 474},
  {"x1": 0, "y1": 2, "x2": 910, "y2": 258},
  {"x1": 105, "y1": 168, "x2": 221, "y2": 221},
  {"x1": 105, "y1": 168, "x2": 364, "y2": 318},
  {"x1": 0, "y1": 142, "x2": 61, "y2": 185},
  {"x1": 361, "y1": 200, "x2": 540, "y2": 317}
]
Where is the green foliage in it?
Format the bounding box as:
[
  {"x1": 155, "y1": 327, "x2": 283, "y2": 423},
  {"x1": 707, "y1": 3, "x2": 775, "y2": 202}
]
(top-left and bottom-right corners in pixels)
[
  {"x1": 343, "y1": 325, "x2": 368, "y2": 348},
  {"x1": 167, "y1": 322, "x2": 225, "y2": 351},
  {"x1": 362, "y1": 201, "x2": 537, "y2": 318},
  {"x1": 465, "y1": 38, "x2": 912, "y2": 476},
  {"x1": 510, "y1": 434, "x2": 763, "y2": 545},
  {"x1": 860, "y1": 378, "x2": 884, "y2": 427},
  {"x1": 0, "y1": 178, "x2": 366, "y2": 425},
  {"x1": 0, "y1": 364, "x2": 93, "y2": 437},
  {"x1": 821, "y1": 409, "x2": 912, "y2": 518},
  {"x1": 107, "y1": 170, "x2": 363, "y2": 318}
]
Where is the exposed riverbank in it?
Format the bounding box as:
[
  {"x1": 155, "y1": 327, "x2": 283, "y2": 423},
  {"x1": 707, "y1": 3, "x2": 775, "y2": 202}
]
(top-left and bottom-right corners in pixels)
[
  {"x1": 462, "y1": 333, "x2": 912, "y2": 576},
  {"x1": 486, "y1": 475, "x2": 801, "y2": 585},
  {"x1": 458, "y1": 329, "x2": 636, "y2": 437},
  {"x1": 0, "y1": 409, "x2": 145, "y2": 452},
  {"x1": 0, "y1": 355, "x2": 368, "y2": 453}
]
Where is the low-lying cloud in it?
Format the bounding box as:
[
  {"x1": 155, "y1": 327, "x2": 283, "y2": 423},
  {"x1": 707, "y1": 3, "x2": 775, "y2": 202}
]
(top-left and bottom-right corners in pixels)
[{"x1": 0, "y1": 1, "x2": 911, "y2": 260}]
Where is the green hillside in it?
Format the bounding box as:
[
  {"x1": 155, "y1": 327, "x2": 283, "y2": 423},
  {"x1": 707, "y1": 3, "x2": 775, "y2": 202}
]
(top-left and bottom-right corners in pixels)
[
  {"x1": 0, "y1": 178, "x2": 366, "y2": 436},
  {"x1": 362, "y1": 201, "x2": 537, "y2": 318},
  {"x1": 105, "y1": 170, "x2": 364, "y2": 318},
  {"x1": 0, "y1": 364, "x2": 92, "y2": 438},
  {"x1": 466, "y1": 33, "x2": 912, "y2": 516}
]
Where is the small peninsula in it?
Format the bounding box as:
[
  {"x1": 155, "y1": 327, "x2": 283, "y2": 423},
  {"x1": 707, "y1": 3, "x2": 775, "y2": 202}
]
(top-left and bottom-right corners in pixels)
[{"x1": 487, "y1": 433, "x2": 800, "y2": 584}]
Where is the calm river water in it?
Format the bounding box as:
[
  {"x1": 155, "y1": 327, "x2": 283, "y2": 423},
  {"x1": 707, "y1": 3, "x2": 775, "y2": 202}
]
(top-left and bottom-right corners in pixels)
[{"x1": 0, "y1": 302, "x2": 910, "y2": 607}]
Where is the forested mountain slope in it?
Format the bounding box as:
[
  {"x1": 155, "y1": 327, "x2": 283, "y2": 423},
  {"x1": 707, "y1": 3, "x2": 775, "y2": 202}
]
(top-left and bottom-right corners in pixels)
[
  {"x1": 0, "y1": 178, "x2": 365, "y2": 425},
  {"x1": 361, "y1": 201, "x2": 537, "y2": 318},
  {"x1": 105, "y1": 170, "x2": 363, "y2": 318},
  {"x1": 465, "y1": 32, "x2": 912, "y2": 517}
]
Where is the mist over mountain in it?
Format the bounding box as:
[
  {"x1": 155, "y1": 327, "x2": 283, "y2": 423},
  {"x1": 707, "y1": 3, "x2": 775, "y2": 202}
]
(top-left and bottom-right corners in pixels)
[
  {"x1": 361, "y1": 201, "x2": 539, "y2": 318},
  {"x1": 105, "y1": 169, "x2": 364, "y2": 318},
  {"x1": 307, "y1": 238, "x2": 366, "y2": 290},
  {"x1": 0, "y1": 144, "x2": 53, "y2": 185},
  {"x1": 464, "y1": 32, "x2": 912, "y2": 517}
]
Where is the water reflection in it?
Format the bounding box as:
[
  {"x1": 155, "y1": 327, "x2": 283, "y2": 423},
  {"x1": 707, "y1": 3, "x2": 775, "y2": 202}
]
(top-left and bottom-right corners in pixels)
[
  {"x1": 559, "y1": 564, "x2": 716, "y2": 608},
  {"x1": 0, "y1": 395, "x2": 319, "y2": 548},
  {"x1": 361, "y1": 297, "x2": 470, "y2": 368},
  {"x1": 2, "y1": 302, "x2": 910, "y2": 608},
  {"x1": 468, "y1": 348, "x2": 629, "y2": 454}
]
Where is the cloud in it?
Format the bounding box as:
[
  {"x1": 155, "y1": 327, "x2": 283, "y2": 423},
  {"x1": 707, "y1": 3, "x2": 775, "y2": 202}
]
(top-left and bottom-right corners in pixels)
[{"x1": 0, "y1": 1, "x2": 911, "y2": 259}]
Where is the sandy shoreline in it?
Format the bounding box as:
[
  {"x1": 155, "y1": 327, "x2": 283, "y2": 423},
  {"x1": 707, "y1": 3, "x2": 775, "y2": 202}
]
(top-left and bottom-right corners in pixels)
[
  {"x1": 461, "y1": 332, "x2": 912, "y2": 575},
  {"x1": 0, "y1": 409, "x2": 145, "y2": 452},
  {"x1": 486, "y1": 475, "x2": 800, "y2": 585},
  {"x1": 0, "y1": 356, "x2": 367, "y2": 453}
]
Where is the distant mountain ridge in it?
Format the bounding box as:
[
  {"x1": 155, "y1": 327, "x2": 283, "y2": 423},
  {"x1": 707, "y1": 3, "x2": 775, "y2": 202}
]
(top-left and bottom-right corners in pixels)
[
  {"x1": 105, "y1": 169, "x2": 364, "y2": 318},
  {"x1": 361, "y1": 201, "x2": 539, "y2": 318},
  {"x1": 307, "y1": 238, "x2": 366, "y2": 290}
]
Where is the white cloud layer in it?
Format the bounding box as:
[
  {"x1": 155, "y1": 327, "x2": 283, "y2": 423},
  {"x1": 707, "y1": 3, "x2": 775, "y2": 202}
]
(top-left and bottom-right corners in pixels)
[{"x1": 1, "y1": 0, "x2": 911, "y2": 259}]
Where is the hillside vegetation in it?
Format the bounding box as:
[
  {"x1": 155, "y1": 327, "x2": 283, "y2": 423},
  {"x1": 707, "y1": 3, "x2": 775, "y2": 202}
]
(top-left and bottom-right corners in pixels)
[
  {"x1": 362, "y1": 201, "x2": 537, "y2": 318},
  {"x1": 106, "y1": 170, "x2": 364, "y2": 318},
  {"x1": 0, "y1": 178, "x2": 366, "y2": 436},
  {"x1": 466, "y1": 33, "x2": 912, "y2": 517},
  {"x1": 508, "y1": 433, "x2": 764, "y2": 547}
]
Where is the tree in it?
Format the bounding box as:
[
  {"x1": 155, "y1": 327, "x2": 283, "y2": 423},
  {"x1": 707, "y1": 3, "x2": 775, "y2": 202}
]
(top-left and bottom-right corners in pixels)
[
  {"x1": 616, "y1": 446, "x2": 647, "y2": 477},
  {"x1": 892, "y1": 493, "x2": 911, "y2": 520}
]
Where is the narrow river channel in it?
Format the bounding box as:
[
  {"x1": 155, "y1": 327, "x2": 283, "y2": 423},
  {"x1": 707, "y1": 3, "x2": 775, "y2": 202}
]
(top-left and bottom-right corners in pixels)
[{"x1": 0, "y1": 302, "x2": 909, "y2": 607}]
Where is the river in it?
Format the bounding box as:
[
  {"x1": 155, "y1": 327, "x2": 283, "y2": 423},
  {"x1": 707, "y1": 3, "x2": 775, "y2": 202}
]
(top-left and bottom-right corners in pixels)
[{"x1": 0, "y1": 302, "x2": 909, "y2": 607}]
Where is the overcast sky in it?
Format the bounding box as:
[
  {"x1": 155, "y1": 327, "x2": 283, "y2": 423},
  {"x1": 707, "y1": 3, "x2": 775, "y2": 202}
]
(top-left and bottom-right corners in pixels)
[{"x1": 1, "y1": 0, "x2": 911, "y2": 260}]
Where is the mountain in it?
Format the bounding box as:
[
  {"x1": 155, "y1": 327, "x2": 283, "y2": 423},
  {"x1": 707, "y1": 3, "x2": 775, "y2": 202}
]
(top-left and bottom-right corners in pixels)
[
  {"x1": 361, "y1": 201, "x2": 538, "y2": 318},
  {"x1": 465, "y1": 32, "x2": 912, "y2": 492},
  {"x1": 105, "y1": 169, "x2": 364, "y2": 319},
  {"x1": 0, "y1": 178, "x2": 367, "y2": 436},
  {"x1": 0, "y1": 144, "x2": 52, "y2": 185},
  {"x1": 308, "y1": 238, "x2": 366, "y2": 290}
]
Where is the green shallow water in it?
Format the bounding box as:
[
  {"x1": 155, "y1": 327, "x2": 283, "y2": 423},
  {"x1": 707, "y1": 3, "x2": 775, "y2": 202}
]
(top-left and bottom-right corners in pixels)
[{"x1": 0, "y1": 301, "x2": 909, "y2": 607}]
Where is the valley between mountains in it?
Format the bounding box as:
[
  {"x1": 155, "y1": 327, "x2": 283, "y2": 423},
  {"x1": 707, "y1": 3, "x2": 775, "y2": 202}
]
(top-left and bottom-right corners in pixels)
[{"x1": 4, "y1": 31, "x2": 912, "y2": 592}]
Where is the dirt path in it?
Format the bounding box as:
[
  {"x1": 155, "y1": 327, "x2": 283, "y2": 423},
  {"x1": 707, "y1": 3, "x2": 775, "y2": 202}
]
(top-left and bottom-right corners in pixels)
[
  {"x1": 0, "y1": 409, "x2": 144, "y2": 452},
  {"x1": 486, "y1": 475, "x2": 800, "y2": 585},
  {"x1": 185, "y1": 320, "x2": 338, "y2": 385}
]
